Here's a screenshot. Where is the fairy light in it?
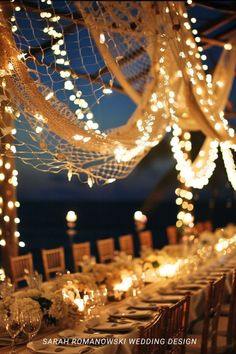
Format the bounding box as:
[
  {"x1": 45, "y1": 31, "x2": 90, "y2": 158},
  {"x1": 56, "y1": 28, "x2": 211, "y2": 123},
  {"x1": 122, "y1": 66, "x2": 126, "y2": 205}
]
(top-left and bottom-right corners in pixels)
[
  {"x1": 19, "y1": 241, "x2": 25, "y2": 248},
  {"x1": 0, "y1": 239, "x2": 6, "y2": 247},
  {"x1": 174, "y1": 131, "x2": 195, "y2": 229},
  {"x1": 171, "y1": 125, "x2": 218, "y2": 189},
  {"x1": 14, "y1": 231, "x2": 20, "y2": 238},
  {"x1": 102, "y1": 87, "x2": 113, "y2": 95},
  {"x1": 224, "y1": 43, "x2": 232, "y2": 51},
  {"x1": 179, "y1": 6, "x2": 236, "y2": 142},
  {"x1": 0, "y1": 0, "x2": 234, "y2": 193}
]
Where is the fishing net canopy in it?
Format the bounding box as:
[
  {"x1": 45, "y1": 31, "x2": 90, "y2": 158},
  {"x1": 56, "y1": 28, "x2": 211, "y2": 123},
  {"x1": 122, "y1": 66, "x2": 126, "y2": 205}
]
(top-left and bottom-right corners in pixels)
[{"x1": 0, "y1": 1, "x2": 236, "y2": 188}]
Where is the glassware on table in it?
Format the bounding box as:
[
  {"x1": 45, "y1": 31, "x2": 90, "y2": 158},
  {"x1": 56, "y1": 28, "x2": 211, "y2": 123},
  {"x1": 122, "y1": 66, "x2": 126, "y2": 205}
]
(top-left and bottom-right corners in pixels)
[
  {"x1": 80, "y1": 256, "x2": 96, "y2": 273},
  {"x1": 4, "y1": 311, "x2": 23, "y2": 354},
  {"x1": 25, "y1": 271, "x2": 43, "y2": 290},
  {"x1": 131, "y1": 273, "x2": 143, "y2": 297},
  {"x1": 0, "y1": 278, "x2": 15, "y2": 299},
  {"x1": 22, "y1": 312, "x2": 41, "y2": 343},
  {"x1": 98, "y1": 286, "x2": 108, "y2": 306}
]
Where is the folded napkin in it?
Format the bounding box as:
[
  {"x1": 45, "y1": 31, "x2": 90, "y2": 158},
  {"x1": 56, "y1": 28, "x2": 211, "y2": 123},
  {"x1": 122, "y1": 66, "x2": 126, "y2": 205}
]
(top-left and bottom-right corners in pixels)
[
  {"x1": 142, "y1": 294, "x2": 182, "y2": 303},
  {"x1": 109, "y1": 307, "x2": 153, "y2": 319},
  {"x1": 86, "y1": 317, "x2": 134, "y2": 333},
  {"x1": 176, "y1": 284, "x2": 204, "y2": 291},
  {"x1": 59, "y1": 329, "x2": 112, "y2": 340},
  {"x1": 27, "y1": 340, "x2": 92, "y2": 353},
  {"x1": 126, "y1": 299, "x2": 157, "y2": 311},
  {"x1": 158, "y1": 289, "x2": 190, "y2": 295}
]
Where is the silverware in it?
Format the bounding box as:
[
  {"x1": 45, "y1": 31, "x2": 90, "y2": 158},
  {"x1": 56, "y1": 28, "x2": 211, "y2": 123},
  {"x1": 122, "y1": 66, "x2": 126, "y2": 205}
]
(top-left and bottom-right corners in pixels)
[
  {"x1": 84, "y1": 328, "x2": 110, "y2": 335},
  {"x1": 107, "y1": 317, "x2": 131, "y2": 324}
]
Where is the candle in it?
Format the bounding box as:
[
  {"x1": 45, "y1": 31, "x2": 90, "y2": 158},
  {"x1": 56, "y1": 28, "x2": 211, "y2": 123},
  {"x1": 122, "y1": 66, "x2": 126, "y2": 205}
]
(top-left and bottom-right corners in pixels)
[
  {"x1": 0, "y1": 268, "x2": 5, "y2": 281},
  {"x1": 113, "y1": 276, "x2": 133, "y2": 292},
  {"x1": 74, "y1": 298, "x2": 85, "y2": 312},
  {"x1": 158, "y1": 264, "x2": 177, "y2": 278}
]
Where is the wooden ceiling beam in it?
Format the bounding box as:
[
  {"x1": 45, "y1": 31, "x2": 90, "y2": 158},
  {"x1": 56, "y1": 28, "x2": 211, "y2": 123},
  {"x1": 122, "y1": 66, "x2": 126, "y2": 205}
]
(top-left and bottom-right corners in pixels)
[
  {"x1": 203, "y1": 27, "x2": 236, "y2": 50},
  {"x1": 193, "y1": 1, "x2": 236, "y2": 14},
  {"x1": 201, "y1": 36, "x2": 232, "y2": 48},
  {"x1": 199, "y1": 14, "x2": 236, "y2": 36},
  {"x1": 225, "y1": 112, "x2": 236, "y2": 119}
]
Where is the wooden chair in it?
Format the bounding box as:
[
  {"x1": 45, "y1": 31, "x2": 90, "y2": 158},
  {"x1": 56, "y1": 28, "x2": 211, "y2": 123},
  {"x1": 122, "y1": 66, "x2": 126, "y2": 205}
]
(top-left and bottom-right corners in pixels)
[
  {"x1": 134, "y1": 309, "x2": 167, "y2": 354},
  {"x1": 41, "y1": 247, "x2": 65, "y2": 280},
  {"x1": 194, "y1": 222, "x2": 204, "y2": 234},
  {"x1": 10, "y1": 253, "x2": 34, "y2": 288},
  {"x1": 97, "y1": 238, "x2": 115, "y2": 263},
  {"x1": 165, "y1": 295, "x2": 191, "y2": 354},
  {"x1": 203, "y1": 221, "x2": 213, "y2": 232},
  {"x1": 119, "y1": 234, "x2": 134, "y2": 256},
  {"x1": 166, "y1": 226, "x2": 178, "y2": 245},
  {"x1": 139, "y1": 230, "x2": 153, "y2": 250},
  {"x1": 187, "y1": 275, "x2": 226, "y2": 354},
  {"x1": 72, "y1": 242, "x2": 91, "y2": 271},
  {"x1": 217, "y1": 269, "x2": 236, "y2": 352}
]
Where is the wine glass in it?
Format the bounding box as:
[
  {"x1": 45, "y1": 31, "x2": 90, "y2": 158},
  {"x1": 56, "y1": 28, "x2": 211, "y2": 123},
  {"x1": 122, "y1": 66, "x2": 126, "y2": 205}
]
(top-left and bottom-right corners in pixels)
[
  {"x1": 22, "y1": 312, "x2": 41, "y2": 343},
  {"x1": 4, "y1": 312, "x2": 23, "y2": 354}
]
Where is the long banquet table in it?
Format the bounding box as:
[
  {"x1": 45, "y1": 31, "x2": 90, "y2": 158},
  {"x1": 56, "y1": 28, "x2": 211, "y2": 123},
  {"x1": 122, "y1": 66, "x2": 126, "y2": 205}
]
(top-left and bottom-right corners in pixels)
[{"x1": 0, "y1": 241, "x2": 236, "y2": 354}]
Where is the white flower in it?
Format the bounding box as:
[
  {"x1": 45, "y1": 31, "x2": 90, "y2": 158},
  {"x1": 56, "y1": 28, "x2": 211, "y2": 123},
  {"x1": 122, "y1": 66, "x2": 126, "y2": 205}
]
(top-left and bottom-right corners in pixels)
[
  {"x1": 14, "y1": 289, "x2": 41, "y2": 299},
  {"x1": 199, "y1": 231, "x2": 215, "y2": 245},
  {"x1": 10, "y1": 298, "x2": 41, "y2": 318},
  {"x1": 48, "y1": 291, "x2": 68, "y2": 320}
]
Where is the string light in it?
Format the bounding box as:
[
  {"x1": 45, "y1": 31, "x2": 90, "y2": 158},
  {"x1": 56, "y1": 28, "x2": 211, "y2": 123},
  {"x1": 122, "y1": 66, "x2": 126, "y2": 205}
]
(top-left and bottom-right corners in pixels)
[
  {"x1": 171, "y1": 125, "x2": 218, "y2": 189},
  {"x1": 0, "y1": 0, "x2": 233, "y2": 192}
]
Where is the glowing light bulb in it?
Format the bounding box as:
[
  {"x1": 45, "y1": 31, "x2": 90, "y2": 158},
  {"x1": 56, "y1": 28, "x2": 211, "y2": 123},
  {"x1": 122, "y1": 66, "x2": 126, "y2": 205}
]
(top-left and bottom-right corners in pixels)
[
  {"x1": 224, "y1": 43, "x2": 232, "y2": 51},
  {"x1": 0, "y1": 239, "x2": 6, "y2": 247},
  {"x1": 103, "y1": 87, "x2": 113, "y2": 95},
  {"x1": 66, "y1": 210, "x2": 77, "y2": 223},
  {"x1": 7, "y1": 201, "x2": 14, "y2": 209},
  {"x1": 14, "y1": 231, "x2": 20, "y2": 238}
]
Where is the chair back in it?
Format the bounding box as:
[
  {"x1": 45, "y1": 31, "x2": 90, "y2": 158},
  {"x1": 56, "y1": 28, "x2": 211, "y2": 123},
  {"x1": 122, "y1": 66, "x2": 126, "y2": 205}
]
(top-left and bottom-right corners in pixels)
[
  {"x1": 41, "y1": 247, "x2": 65, "y2": 280},
  {"x1": 134, "y1": 309, "x2": 167, "y2": 354},
  {"x1": 227, "y1": 269, "x2": 236, "y2": 350},
  {"x1": 165, "y1": 295, "x2": 191, "y2": 354},
  {"x1": 195, "y1": 222, "x2": 204, "y2": 234},
  {"x1": 72, "y1": 242, "x2": 91, "y2": 271},
  {"x1": 97, "y1": 238, "x2": 115, "y2": 263},
  {"x1": 204, "y1": 221, "x2": 213, "y2": 232},
  {"x1": 201, "y1": 275, "x2": 226, "y2": 354},
  {"x1": 139, "y1": 230, "x2": 153, "y2": 250},
  {"x1": 10, "y1": 253, "x2": 34, "y2": 288},
  {"x1": 166, "y1": 226, "x2": 178, "y2": 245},
  {"x1": 119, "y1": 234, "x2": 134, "y2": 256}
]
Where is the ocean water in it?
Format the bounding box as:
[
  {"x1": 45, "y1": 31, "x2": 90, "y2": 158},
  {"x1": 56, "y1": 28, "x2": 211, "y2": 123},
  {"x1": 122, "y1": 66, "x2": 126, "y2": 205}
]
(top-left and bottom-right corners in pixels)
[{"x1": 17, "y1": 200, "x2": 236, "y2": 274}]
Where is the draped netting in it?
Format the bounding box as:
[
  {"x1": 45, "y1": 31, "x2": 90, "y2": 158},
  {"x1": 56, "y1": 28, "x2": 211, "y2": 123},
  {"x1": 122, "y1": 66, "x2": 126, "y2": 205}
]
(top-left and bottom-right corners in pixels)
[{"x1": 0, "y1": 1, "x2": 235, "y2": 186}]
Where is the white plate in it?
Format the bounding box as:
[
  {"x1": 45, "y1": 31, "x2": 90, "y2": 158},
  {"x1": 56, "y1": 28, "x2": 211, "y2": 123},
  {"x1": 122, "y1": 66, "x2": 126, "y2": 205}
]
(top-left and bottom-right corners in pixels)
[
  {"x1": 89, "y1": 322, "x2": 134, "y2": 333},
  {"x1": 109, "y1": 307, "x2": 153, "y2": 319},
  {"x1": 176, "y1": 284, "x2": 203, "y2": 291},
  {"x1": 142, "y1": 294, "x2": 182, "y2": 303},
  {"x1": 127, "y1": 301, "x2": 157, "y2": 311}
]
